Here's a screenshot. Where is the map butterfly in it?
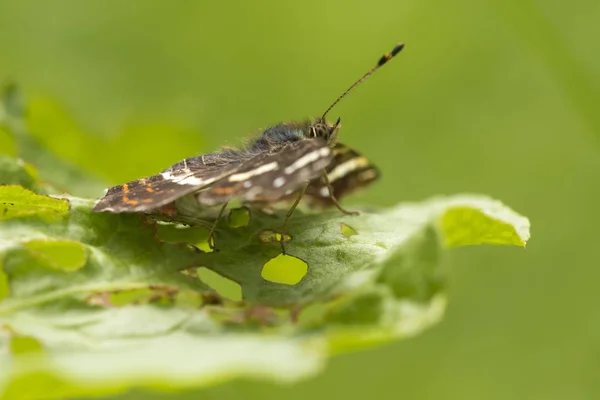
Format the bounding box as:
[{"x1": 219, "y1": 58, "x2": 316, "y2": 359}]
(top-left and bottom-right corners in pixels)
[{"x1": 93, "y1": 43, "x2": 405, "y2": 251}]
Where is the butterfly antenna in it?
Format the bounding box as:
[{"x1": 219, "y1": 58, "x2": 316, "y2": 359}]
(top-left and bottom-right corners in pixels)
[{"x1": 321, "y1": 43, "x2": 405, "y2": 121}]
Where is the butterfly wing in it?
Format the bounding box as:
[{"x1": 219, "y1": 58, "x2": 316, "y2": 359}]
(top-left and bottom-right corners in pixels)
[
  {"x1": 93, "y1": 154, "x2": 243, "y2": 213},
  {"x1": 196, "y1": 138, "x2": 332, "y2": 206},
  {"x1": 305, "y1": 142, "x2": 379, "y2": 206}
]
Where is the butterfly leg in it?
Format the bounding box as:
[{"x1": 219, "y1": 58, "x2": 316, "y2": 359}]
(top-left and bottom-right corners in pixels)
[
  {"x1": 207, "y1": 202, "x2": 228, "y2": 251},
  {"x1": 280, "y1": 182, "x2": 310, "y2": 254},
  {"x1": 322, "y1": 170, "x2": 360, "y2": 216}
]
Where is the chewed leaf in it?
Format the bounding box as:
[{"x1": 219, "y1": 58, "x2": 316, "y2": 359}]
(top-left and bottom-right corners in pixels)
[
  {"x1": 0, "y1": 185, "x2": 69, "y2": 221},
  {"x1": 201, "y1": 195, "x2": 530, "y2": 306},
  {"x1": 0, "y1": 175, "x2": 531, "y2": 400}
]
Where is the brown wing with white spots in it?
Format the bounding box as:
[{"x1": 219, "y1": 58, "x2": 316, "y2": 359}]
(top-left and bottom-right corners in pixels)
[
  {"x1": 305, "y1": 142, "x2": 379, "y2": 206},
  {"x1": 196, "y1": 138, "x2": 332, "y2": 206},
  {"x1": 93, "y1": 154, "x2": 243, "y2": 213}
]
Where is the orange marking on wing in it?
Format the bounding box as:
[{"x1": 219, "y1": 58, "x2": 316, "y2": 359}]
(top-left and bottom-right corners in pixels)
[
  {"x1": 122, "y1": 194, "x2": 139, "y2": 206},
  {"x1": 123, "y1": 184, "x2": 129, "y2": 194},
  {"x1": 141, "y1": 199, "x2": 154, "y2": 203},
  {"x1": 145, "y1": 187, "x2": 155, "y2": 193},
  {"x1": 211, "y1": 186, "x2": 239, "y2": 195}
]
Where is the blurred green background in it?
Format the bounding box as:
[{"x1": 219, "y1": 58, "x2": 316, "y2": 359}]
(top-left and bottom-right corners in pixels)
[{"x1": 1, "y1": 1, "x2": 599, "y2": 399}]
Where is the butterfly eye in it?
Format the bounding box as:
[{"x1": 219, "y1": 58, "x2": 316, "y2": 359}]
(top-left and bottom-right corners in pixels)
[{"x1": 309, "y1": 126, "x2": 317, "y2": 138}]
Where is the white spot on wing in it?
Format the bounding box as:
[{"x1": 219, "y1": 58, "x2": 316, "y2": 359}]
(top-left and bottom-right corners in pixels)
[
  {"x1": 273, "y1": 177, "x2": 286, "y2": 188},
  {"x1": 161, "y1": 169, "x2": 215, "y2": 186},
  {"x1": 327, "y1": 157, "x2": 369, "y2": 182},
  {"x1": 319, "y1": 187, "x2": 330, "y2": 197},
  {"x1": 180, "y1": 176, "x2": 209, "y2": 185},
  {"x1": 228, "y1": 161, "x2": 279, "y2": 182},
  {"x1": 284, "y1": 147, "x2": 330, "y2": 175},
  {"x1": 243, "y1": 181, "x2": 252, "y2": 188},
  {"x1": 161, "y1": 170, "x2": 193, "y2": 183}
]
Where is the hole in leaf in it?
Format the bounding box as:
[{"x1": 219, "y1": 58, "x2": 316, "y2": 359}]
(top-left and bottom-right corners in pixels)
[
  {"x1": 155, "y1": 223, "x2": 213, "y2": 252},
  {"x1": 23, "y1": 239, "x2": 87, "y2": 271},
  {"x1": 340, "y1": 223, "x2": 358, "y2": 238},
  {"x1": 262, "y1": 254, "x2": 308, "y2": 285},
  {"x1": 196, "y1": 267, "x2": 242, "y2": 302},
  {"x1": 227, "y1": 207, "x2": 250, "y2": 228},
  {"x1": 258, "y1": 229, "x2": 292, "y2": 244}
]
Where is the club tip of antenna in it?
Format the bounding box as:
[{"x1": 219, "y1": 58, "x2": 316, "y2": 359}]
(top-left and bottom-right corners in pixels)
[
  {"x1": 392, "y1": 42, "x2": 405, "y2": 55},
  {"x1": 321, "y1": 42, "x2": 406, "y2": 120},
  {"x1": 377, "y1": 42, "x2": 405, "y2": 66}
]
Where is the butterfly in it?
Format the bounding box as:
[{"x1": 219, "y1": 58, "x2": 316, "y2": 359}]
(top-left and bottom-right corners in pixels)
[{"x1": 93, "y1": 43, "x2": 405, "y2": 251}]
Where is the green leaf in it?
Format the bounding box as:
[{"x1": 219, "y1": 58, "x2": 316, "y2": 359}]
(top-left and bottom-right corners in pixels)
[
  {"x1": 0, "y1": 185, "x2": 69, "y2": 221},
  {"x1": 1, "y1": 85, "x2": 107, "y2": 197},
  {"x1": 0, "y1": 166, "x2": 530, "y2": 400},
  {"x1": 0, "y1": 156, "x2": 37, "y2": 190},
  {"x1": 26, "y1": 98, "x2": 205, "y2": 186}
]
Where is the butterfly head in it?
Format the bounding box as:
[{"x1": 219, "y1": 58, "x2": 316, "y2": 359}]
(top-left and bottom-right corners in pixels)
[{"x1": 308, "y1": 117, "x2": 341, "y2": 144}]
